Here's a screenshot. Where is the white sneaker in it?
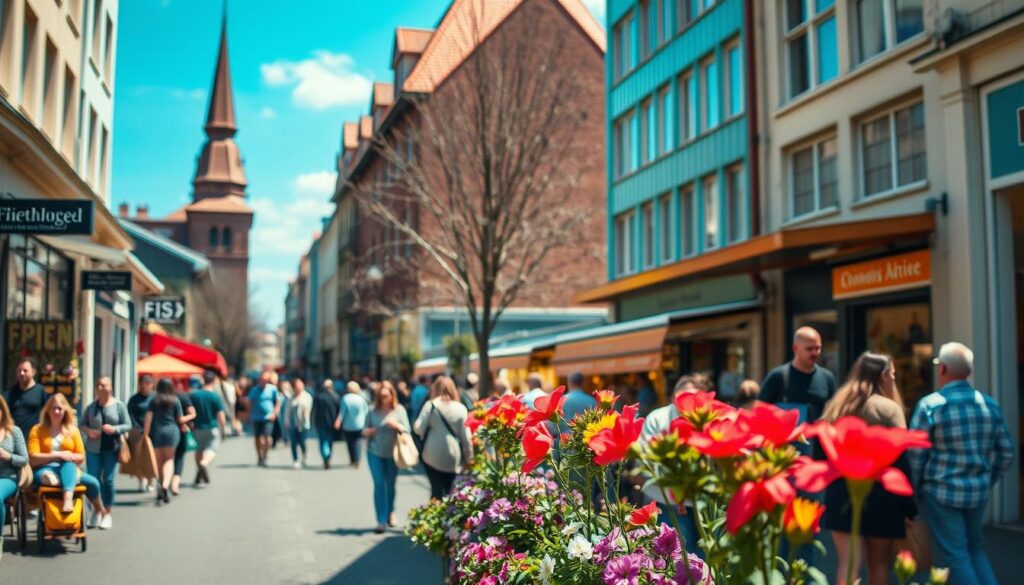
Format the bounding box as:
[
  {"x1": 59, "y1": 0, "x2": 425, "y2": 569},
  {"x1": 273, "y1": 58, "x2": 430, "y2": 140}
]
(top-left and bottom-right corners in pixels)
[
  {"x1": 292, "y1": 461, "x2": 301, "y2": 469},
  {"x1": 99, "y1": 514, "x2": 112, "y2": 530},
  {"x1": 88, "y1": 511, "x2": 101, "y2": 528},
  {"x1": 28, "y1": 509, "x2": 38, "y2": 520}
]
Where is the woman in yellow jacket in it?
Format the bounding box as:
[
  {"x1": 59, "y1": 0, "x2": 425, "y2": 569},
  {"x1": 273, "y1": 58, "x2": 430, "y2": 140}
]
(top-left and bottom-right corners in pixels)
[{"x1": 28, "y1": 394, "x2": 106, "y2": 516}]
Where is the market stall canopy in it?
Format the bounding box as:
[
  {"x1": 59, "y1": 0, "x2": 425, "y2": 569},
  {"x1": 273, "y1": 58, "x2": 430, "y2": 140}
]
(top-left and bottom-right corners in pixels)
[
  {"x1": 552, "y1": 325, "x2": 668, "y2": 377},
  {"x1": 137, "y1": 353, "x2": 204, "y2": 377},
  {"x1": 140, "y1": 331, "x2": 228, "y2": 377}
]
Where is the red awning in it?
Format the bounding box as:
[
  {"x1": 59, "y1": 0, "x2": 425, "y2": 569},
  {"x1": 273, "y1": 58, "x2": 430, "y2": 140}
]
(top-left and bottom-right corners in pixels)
[{"x1": 140, "y1": 331, "x2": 228, "y2": 377}]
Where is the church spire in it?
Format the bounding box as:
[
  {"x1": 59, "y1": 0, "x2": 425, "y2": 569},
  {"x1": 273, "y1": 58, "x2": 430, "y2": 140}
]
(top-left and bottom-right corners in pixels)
[{"x1": 192, "y1": 2, "x2": 248, "y2": 201}]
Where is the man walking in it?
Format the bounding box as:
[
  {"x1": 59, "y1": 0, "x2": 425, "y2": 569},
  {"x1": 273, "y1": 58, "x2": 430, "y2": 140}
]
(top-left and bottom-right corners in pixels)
[
  {"x1": 191, "y1": 370, "x2": 227, "y2": 484},
  {"x1": 248, "y1": 371, "x2": 281, "y2": 467},
  {"x1": 910, "y1": 342, "x2": 1014, "y2": 585},
  {"x1": 758, "y1": 326, "x2": 836, "y2": 423},
  {"x1": 561, "y1": 371, "x2": 597, "y2": 423},
  {"x1": 520, "y1": 373, "x2": 547, "y2": 410},
  {"x1": 5, "y1": 357, "x2": 47, "y2": 438}
]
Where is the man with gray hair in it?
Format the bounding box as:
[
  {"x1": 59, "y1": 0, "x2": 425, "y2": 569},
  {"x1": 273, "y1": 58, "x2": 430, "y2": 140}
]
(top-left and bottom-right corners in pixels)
[{"x1": 910, "y1": 342, "x2": 1014, "y2": 585}]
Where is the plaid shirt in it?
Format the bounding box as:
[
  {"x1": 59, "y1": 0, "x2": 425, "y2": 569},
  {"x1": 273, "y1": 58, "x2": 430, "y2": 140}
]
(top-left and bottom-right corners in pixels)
[{"x1": 909, "y1": 381, "x2": 1015, "y2": 508}]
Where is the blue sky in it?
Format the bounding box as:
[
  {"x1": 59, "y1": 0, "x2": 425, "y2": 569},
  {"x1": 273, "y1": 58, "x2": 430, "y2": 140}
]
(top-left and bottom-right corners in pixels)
[{"x1": 112, "y1": 0, "x2": 606, "y2": 327}]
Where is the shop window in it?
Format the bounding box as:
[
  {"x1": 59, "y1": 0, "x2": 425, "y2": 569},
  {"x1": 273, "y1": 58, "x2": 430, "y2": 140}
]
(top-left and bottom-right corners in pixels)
[
  {"x1": 853, "y1": 0, "x2": 923, "y2": 65},
  {"x1": 860, "y1": 101, "x2": 925, "y2": 199},
  {"x1": 4, "y1": 236, "x2": 72, "y2": 320},
  {"x1": 47, "y1": 250, "x2": 70, "y2": 319},
  {"x1": 783, "y1": 0, "x2": 837, "y2": 101},
  {"x1": 863, "y1": 302, "x2": 932, "y2": 407},
  {"x1": 790, "y1": 134, "x2": 838, "y2": 218}
]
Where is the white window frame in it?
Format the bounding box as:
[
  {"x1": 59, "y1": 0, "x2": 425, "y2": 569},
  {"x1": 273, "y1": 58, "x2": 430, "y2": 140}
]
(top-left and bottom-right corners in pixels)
[
  {"x1": 703, "y1": 173, "x2": 720, "y2": 251},
  {"x1": 723, "y1": 39, "x2": 744, "y2": 119},
  {"x1": 788, "y1": 133, "x2": 839, "y2": 219},
  {"x1": 659, "y1": 192, "x2": 674, "y2": 263},
  {"x1": 783, "y1": 0, "x2": 837, "y2": 101},
  {"x1": 852, "y1": 0, "x2": 925, "y2": 66},
  {"x1": 615, "y1": 211, "x2": 637, "y2": 277},
  {"x1": 641, "y1": 202, "x2": 655, "y2": 268},
  {"x1": 725, "y1": 164, "x2": 746, "y2": 244},
  {"x1": 857, "y1": 99, "x2": 926, "y2": 200}
]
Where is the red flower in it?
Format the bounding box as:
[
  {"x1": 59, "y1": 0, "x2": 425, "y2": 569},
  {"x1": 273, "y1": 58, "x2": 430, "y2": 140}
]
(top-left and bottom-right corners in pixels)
[
  {"x1": 522, "y1": 386, "x2": 566, "y2": 431},
  {"x1": 686, "y1": 415, "x2": 759, "y2": 458},
  {"x1": 487, "y1": 395, "x2": 527, "y2": 426},
  {"x1": 782, "y1": 498, "x2": 825, "y2": 547},
  {"x1": 521, "y1": 423, "x2": 554, "y2": 473},
  {"x1": 673, "y1": 390, "x2": 728, "y2": 416},
  {"x1": 466, "y1": 411, "x2": 485, "y2": 434},
  {"x1": 594, "y1": 389, "x2": 619, "y2": 409},
  {"x1": 628, "y1": 501, "x2": 659, "y2": 527},
  {"x1": 587, "y1": 404, "x2": 645, "y2": 465},
  {"x1": 726, "y1": 472, "x2": 796, "y2": 534},
  {"x1": 793, "y1": 417, "x2": 931, "y2": 496},
  {"x1": 740, "y1": 402, "x2": 805, "y2": 448}
]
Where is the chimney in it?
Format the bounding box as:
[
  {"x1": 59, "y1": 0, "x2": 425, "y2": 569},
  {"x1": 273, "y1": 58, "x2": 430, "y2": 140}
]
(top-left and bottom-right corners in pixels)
[
  {"x1": 137, "y1": 204, "x2": 149, "y2": 219},
  {"x1": 118, "y1": 202, "x2": 129, "y2": 217}
]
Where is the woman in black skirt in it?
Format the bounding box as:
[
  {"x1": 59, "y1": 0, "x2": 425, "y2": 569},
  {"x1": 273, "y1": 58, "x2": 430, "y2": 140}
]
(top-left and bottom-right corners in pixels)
[{"x1": 821, "y1": 351, "x2": 916, "y2": 585}]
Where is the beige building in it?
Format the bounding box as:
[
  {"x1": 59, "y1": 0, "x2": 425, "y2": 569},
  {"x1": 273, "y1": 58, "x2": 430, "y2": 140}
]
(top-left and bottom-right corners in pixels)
[{"x1": 758, "y1": 0, "x2": 1022, "y2": 521}]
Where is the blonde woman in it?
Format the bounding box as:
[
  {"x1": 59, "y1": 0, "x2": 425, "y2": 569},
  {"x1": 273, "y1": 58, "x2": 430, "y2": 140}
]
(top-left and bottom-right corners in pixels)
[
  {"x1": 27, "y1": 394, "x2": 106, "y2": 516},
  {"x1": 821, "y1": 351, "x2": 915, "y2": 585},
  {"x1": 413, "y1": 376, "x2": 473, "y2": 500},
  {"x1": 364, "y1": 382, "x2": 410, "y2": 533}
]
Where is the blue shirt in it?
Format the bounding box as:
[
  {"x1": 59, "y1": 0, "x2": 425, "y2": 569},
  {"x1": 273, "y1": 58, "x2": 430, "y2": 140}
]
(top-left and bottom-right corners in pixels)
[
  {"x1": 339, "y1": 393, "x2": 370, "y2": 431},
  {"x1": 410, "y1": 384, "x2": 430, "y2": 418},
  {"x1": 562, "y1": 388, "x2": 597, "y2": 423},
  {"x1": 247, "y1": 384, "x2": 280, "y2": 423},
  {"x1": 520, "y1": 388, "x2": 546, "y2": 411},
  {"x1": 909, "y1": 381, "x2": 1015, "y2": 509}
]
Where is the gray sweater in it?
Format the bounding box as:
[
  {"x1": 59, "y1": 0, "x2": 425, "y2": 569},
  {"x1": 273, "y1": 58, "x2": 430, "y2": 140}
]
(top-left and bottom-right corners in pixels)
[
  {"x1": 366, "y1": 405, "x2": 411, "y2": 459},
  {"x1": 80, "y1": 399, "x2": 132, "y2": 453},
  {"x1": 413, "y1": 399, "x2": 473, "y2": 473},
  {"x1": 0, "y1": 427, "x2": 28, "y2": 481}
]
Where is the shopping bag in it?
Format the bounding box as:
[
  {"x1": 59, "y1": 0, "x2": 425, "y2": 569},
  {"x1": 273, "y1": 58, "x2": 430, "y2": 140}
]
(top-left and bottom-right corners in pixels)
[
  {"x1": 393, "y1": 431, "x2": 420, "y2": 469},
  {"x1": 184, "y1": 430, "x2": 198, "y2": 452},
  {"x1": 117, "y1": 433, "x2": 132, "y2": 466},
  {"x1": 132, "y1": 435, "x2": 159, "y2": 480}
]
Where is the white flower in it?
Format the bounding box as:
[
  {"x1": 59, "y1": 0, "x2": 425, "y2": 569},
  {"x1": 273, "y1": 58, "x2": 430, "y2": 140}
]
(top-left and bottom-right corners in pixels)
[
  {"x1": 561, "y1": 521, "x2": 584, "y2": 537},
  {"x1": 566, "y1": 534, "x2": 594, "y2": 561},
  {"x1": 539, "y1": 554, "x2": 556, "y2": 584}
]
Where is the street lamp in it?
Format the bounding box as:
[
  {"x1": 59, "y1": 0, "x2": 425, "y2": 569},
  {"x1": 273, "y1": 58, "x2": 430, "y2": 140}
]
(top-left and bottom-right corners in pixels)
[{"x1": 366, "y1": 264, "x2": 402, "y2": 379}]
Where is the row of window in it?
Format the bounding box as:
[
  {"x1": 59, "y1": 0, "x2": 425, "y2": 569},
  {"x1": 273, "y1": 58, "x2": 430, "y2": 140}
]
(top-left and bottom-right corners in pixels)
[
  {"x1": 787, "y1": 99, "x2": 924, "y2": 219},
  {"x1": 208, "y1": 226, "x2": 234, "y2": 252},
  {"x1": 4, "y1": 235, "x2": 72, "y2": 321},
  {"x1": 613, "y1": 0, "x2": 721, "y2": 81},
  {"x1": 613, "y1": 38, "x2": 743, "y2": 179},
  {"x1": 614, "y1": 164, "x2": 746, "y2": 276}
]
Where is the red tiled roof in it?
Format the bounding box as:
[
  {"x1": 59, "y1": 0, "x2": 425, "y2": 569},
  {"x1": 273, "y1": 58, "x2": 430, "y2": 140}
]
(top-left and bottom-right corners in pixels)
[
  {"x1": 184, "y1": 195, "x2": 253, "y2": 214},
  {"x1": 359, "y1": 116, "x2": 373, "y2": 139},
  {"x1": 342, "y1": 122, "x2": 359, "y2": 150},
  {"x1": 395, "y1": 28, "x2": 434, "y2": 56},
  {"x1": 164, "y1": 207, "x2": 189, "y2": 222},
  {"x1": 372, "y1": 82, "x2": 395, "y2": 108},
  {"x1": 402, "y1": 0, "x2": 605, "y2": 94}
]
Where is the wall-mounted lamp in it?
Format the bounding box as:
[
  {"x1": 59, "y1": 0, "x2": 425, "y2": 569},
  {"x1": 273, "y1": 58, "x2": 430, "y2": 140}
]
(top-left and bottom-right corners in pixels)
[{"x1": 925, "y1": 192, "x2": 948, "y2": 216}]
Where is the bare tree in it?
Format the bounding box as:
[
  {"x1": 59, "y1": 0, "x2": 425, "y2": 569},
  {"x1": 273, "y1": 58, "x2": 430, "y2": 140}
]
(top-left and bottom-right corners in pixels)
[
  {"x1": 353, "y1": 1, "x2": 602, "y2": 394},
  {"x1": 194, "y1": 282, "x2": 264, "y2": 376}
]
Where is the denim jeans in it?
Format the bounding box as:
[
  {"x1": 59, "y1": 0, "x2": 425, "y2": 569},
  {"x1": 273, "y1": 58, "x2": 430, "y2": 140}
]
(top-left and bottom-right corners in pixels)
[
  {"x1": 367, "y1": 453, "x2": 398, "y2": 526},
  {"x1": 289, "y1": 427, "x2": 308, "y2": 462},
  {"x1": 0, "y1": 477, "x2": 17, "y2": 527},
  {"x1": 921, "y1": 493, "x2": 998, "y2": 585},
  {"x1": 85, "y1": 449, "x2": 119, "y2": 508},
  {"x1": 33, "y1": 461, "x2": 101, "y2": 500},
  {"x1": 315, "y1": 429, "x2": 333, "y2": 463},
  {"x1": 343, "y1": 430, "x2": 363, "y2": 466}
]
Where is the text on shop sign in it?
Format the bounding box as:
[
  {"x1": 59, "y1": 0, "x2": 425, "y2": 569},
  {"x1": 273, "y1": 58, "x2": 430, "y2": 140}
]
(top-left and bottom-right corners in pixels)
[
  {"x1": 0, "y1": 198, "x2": 94, "y2": 235},
  {"x1": 832, "y1": 250, "x2": 931, "y2": 300}
]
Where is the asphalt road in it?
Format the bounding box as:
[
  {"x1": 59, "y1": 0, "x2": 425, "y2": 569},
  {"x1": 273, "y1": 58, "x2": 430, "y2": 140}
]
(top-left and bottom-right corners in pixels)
[{"x1": 2, "y1": 433, "x2": 442, "y2": 584}]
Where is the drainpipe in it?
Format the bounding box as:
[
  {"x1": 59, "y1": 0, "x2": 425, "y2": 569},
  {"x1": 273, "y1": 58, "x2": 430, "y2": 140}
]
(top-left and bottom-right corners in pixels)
[{"x1": 744, "y1": 0, "x2": 761, "y2": 237}]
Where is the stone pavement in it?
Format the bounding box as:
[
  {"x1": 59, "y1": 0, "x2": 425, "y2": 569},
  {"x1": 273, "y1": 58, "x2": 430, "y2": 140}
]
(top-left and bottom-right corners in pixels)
[{"x1": 2, "y1": 433, "x2": 442, "y2": 584}]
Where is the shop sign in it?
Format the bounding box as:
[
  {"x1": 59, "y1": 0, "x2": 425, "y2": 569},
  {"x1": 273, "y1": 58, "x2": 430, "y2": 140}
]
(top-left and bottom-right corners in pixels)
[
  {"x1": 4, "y1": 320, "x2": 80, "y2": 404},
  {"x1": 832, "y1": 250, "x2": 931, "y2": 300},
  {"x1": 0, "y1": 198, "x2": 94, "y2": 235},
  {"x1": 618, "y1": 274, "x2": 757, "y2": 321},
  {"x1": 143, "y1": 297, "x2": 186, "y2": 324},
  {"x1": 81, "y1": 271, "x2": 132, "y2": 291}
]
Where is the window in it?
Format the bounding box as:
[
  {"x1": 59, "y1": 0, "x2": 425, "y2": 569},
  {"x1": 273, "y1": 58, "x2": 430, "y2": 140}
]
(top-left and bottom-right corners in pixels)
[
  {"x1": 680, "y1": 186, "x2": 696, "y2": 256},
  {"x1": 98, "y1": 124, "x2": 108, "y2": 195},
  {"x1": 701, "y1": 56, "x2": 719, "y2": 130},
  {"x1": 860, "y1": 101, "x2": 925, "y2": 198},
  {"x1": 784, "y1": 0, "x2": 837, "y2": 100},
  {"x1": 5, "y1": 236, "x2": 72, "y2": 320},
  {"x1": 659, "y1": 193, "x2": 673, "y2": 262},
  {"x1": 639, "y1": 1, "x2": 651, "y2": 60},
  {"x1": 209, "y1": 227, "x2": 219, "y2": 249},
  {"x1": 658, "y1": 0, "x2": 671, "y2": 45},
  {"x1": 677, "y1": 71, "x2": 697, "y2": 143},
  {"x1": 726, "y1": 165, "x2": 745, "y2": 243},
  {"x1": 640, "y1": 98, "x2": 653, "y2": 165},
  {"x1": 103, "y1": 15, "x2": 113, "y2": 82},
  {"x1": 790, "y1": 135, "x2": 838, "y2": 217},
  {"x1": 614, "y1": 111, "x2": 635, "y2": 178},
  {"x1": 61, "y1": 67, "x2": 76, "y2": 158},
  {"x1": 614, "y1": 212, "x2": 636, "y2": 276},
  {"x1": 676, "y1": 0, "x2": 696, "y2": 31},
  {"x1": 222, "y1": 226, "x2": 232, "y2": 251},
  {"x1": 86, "y1": 107, "x2": 97, "y2": 184},
  {"x1": 724, "y1": 41, "x2": 743, "y2": 118},
  {"x1": 21, "y1": 6, "x2": 38, "y2": 111},
  {"x1": 91, "y1": 0, "x2": 102, "y2": 63},
  {"x1": 854, "y1": 0, "x2": 923, "y2": 64},
  {"x1": 613, "y1": 13, "x2": 635, "y2": 80},
  {"x1": 641, "y1": 202, "x2": 655, "y2": 268},
  {"x1": 703, "y1": 173, "x2": 719, "y2": 250},
  {"x1": 42, "y1": 38, "x2": 57, "y2": 137},
  {"x1": 656, "y1": 84, "x2": 671, "y2": 155}
]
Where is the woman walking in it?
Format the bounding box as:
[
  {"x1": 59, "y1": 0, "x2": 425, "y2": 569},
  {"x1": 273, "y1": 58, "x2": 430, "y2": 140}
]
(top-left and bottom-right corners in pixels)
[
  {"x1": 127, "y1": 374, "x2": 156, "y2": 492},
  {"x1": 27, "y1": 395, "x2": 106, "y2": 516},
  {"x1": 0, "y1": 395, "x2": 28, "y2": 561},
  {"x1": 311, "y1": 380, "x2": 341, "y2": 469},
  {"x1": 821, "y1": 351, "x2": 915, "y2": 585},
  {"x1": 413, "y1": 376, "x2": 472, "y2": 500},
  {"x1": 336, "y1": 382, "x2": 370, "y2": 468},
  {"x1": 170, "y1": 385, "x2": 197, "y2": 495},
  {"x1": 364, "y1": 382, "x2": 410, "y2": 533},
  {"x1": 80, "y1": 376, "x2": 131, "y2": 529},
  {"x1": 143, "y1": 379, "x2": 187, "y2": 504},
  {"x1": 285, "y1": 378, "x2": 312, "y2": 469}
]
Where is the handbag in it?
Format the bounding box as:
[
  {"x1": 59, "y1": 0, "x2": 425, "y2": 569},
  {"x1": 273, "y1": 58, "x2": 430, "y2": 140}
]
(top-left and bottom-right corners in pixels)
[
  {"x1": 184, "y1": 430, "x2": 199, "y2": 452},
  {"x1": 393, "y1": 430, "x2": 420, "y2": 469},
  {"x1": 117, "y1": 433, "x2": 132, "y2": 465},
  {"x1": 17, "y1": 463, "x2": 32, "y2": 490}
]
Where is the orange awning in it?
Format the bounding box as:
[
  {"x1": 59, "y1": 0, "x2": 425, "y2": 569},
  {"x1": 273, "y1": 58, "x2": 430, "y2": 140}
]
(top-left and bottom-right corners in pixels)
[
  {"x1": 413, "y1": 360, "x2": 448, "y2": 378},
  {"x1": 576, "y1": 213, "x2": 936, "y2": 303},
  {"x1": 137, "y1": 354, "x2": 205, "y2": 377},
  {"x1": 553, "y1": 326, "x2": 667, "y2": 376},
  {"x1": 469, "y1": 353, "x2": 530, "y2": 373}
]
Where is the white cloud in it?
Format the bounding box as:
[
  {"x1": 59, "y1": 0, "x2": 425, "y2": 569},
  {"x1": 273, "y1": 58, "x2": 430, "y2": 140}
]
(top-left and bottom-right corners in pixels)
[
  {"x1": 259, "y1": 51, "x2": 372, "y2": 111},
  {"x1": 171, "y1": 88, "x2": 207, "y2": 102},
  {"x1": 259, "y1": 107, "x2": 277, "y2": 119},
  {"x1": 581, "y1": 0, "x2": 606, "y2": 24},
  {"x1": 250, "y1": 170, "x2": 337, "y2": 257},
  {"x1": 293, "y1": 171, "x2": 337, "y2": 195}
]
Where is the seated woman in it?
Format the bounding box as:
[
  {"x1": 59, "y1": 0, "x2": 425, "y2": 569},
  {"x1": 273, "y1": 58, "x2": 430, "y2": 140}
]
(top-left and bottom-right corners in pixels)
[{"x1": 27, "y1": 394, "x2": 106, "y2": 516}]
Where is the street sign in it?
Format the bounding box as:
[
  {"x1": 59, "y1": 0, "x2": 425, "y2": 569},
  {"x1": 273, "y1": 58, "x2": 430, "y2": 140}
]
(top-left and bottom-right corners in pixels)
[
  {"x1": 143, "y1": 297, "x2": 186, "y2": 324},
  {"x1": 82, "y1": 271, "x2": 132, "y2": 291},
  {"x1": 0, "y1": 197, "x2": 94, "y2": 235}
]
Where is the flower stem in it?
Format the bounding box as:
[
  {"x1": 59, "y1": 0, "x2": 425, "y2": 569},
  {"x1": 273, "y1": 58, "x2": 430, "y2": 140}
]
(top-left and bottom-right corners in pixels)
[{"x1": 845, "y1": 480, "x2": 872, "y2": 585}]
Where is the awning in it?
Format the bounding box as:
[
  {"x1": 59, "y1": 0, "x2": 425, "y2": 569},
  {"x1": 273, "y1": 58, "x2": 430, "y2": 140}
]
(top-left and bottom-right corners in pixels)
[
  {"x1": 553, "y1": 325, "x2": 667, "y2": 376},
  {"x1": 137, "y1": 353, "x2": 204, "y2": 377},
  {"x1": 468, "y1": 344, "x2": 533, "y2": 373},
  {"x1": 412, "y1": 356, "x2": 448, "y2": 378},
  {"x1": 37, "y1": 235, "x2": 129, "y2": 264},
  {"x1": 140, "y1": 331, "x2": 228, "y2": 377},
  {"x1": 576, "y1": 212, "x2": 936, "y2": 303}
]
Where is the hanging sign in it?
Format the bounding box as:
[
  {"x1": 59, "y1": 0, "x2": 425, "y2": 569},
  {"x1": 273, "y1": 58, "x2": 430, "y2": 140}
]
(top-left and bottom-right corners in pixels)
[
  {"x1": 0, "y1": 198, "x2": 94, "y2": 235},
  {"x1": 144, "y1": 297, "x2": 186, "y2": 325},
  {"x1": 82, "y1": 271, "x2": 132, "y2": 291}
]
